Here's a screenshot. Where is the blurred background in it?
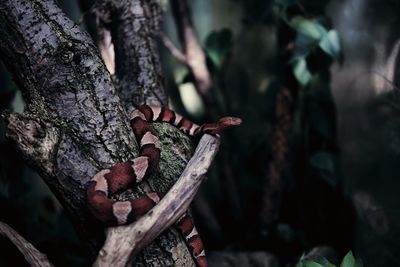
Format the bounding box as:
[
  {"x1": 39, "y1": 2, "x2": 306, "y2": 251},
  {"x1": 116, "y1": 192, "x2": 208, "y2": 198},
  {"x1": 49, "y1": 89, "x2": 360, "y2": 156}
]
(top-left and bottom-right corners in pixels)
[{"x1": 1, "y1": 0, "x2": 400, "y2": 266}]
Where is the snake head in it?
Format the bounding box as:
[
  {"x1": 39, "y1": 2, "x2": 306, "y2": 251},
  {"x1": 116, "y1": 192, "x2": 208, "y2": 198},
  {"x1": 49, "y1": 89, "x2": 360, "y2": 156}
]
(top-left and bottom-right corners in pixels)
[
  {"x1": 218, "y1": 117, "x2": 242, "y2": 127},
  {"x1": 204, "y1": 116, "x2": 242, "y2": 134}
]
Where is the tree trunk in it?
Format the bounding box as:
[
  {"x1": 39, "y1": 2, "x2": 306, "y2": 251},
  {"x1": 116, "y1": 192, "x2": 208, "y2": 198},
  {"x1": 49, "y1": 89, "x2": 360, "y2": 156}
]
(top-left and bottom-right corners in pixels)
[{"x1": 0, "y1": 0, "x2": 196, "y2": 265}]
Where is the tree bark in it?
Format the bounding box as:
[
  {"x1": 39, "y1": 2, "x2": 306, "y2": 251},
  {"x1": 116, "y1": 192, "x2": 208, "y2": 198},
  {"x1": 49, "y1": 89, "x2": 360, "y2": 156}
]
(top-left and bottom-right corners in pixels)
[
  {"x1": 94, "y1": 0, "x2": 167, "y2": 112},
  {"x1": 0, "y1": 0, "x2": 198, "y2": 265}
]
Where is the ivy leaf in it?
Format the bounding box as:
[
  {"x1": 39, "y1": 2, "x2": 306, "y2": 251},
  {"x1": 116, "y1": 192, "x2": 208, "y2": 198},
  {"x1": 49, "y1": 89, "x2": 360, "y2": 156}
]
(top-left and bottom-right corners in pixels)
[
  {"x1": 290, "y1": 16, "x2": 327, "y2": 41},
  {"x1": 303, "y1": 261, "x2": 325, "y2": 267},
  {"x1": 302, "y1": 260, "x2": 335, "y2": 267},
  {"x1": 205, "y1": 28, "x2": 233, "y2": 68},
  {"x1": 340, "y1": 251, "x2": 363, "y2": 267},
  {"x1": 292, "y1": 34, "x2": 316, "y2": 60},
  {"x1": 299, "y1": 253, "x2": 336, "y2": 267},
  {"x1": 293, "y1": 58, "x2": 312, "y2": 86},
  {"x1": 319, "y1": 30, "x2": 342, "y2": 62}
]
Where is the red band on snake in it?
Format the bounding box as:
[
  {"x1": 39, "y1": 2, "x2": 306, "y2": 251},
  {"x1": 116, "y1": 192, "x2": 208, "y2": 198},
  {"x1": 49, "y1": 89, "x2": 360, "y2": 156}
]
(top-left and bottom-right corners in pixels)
[{"x1": 87, "y1": 105, "x2": 241, "y2": 267}]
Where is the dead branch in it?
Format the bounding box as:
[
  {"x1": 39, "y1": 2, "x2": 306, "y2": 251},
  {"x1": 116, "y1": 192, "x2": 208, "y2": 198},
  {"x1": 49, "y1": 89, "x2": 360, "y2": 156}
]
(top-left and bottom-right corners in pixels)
[
  {"x1": 171, "y1": 0, "x2": 211, "y2": 96},
  {"x1": 98, "y1": 28, "x2": 115, "y2": 74},
  {"x1": 168, "y1": 0, "x2": 242, "y2": 235},
  {"x1": 160, "y1": 33, "x2": 188, "y2": 65},
  {"x1": 170, "y1": 0, "x2": 217, "y2": 116},
  {"x1": 93, "y1": 134, "x2": 220, "y2": 267},
  {"x1": 0, "y1": 222, "x2": 54, "y2": 267}
]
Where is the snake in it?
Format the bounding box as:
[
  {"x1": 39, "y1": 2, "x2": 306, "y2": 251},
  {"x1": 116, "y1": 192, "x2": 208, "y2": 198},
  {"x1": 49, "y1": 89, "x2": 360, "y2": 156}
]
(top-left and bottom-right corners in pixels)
[{"x1": 87, "y1": 105, "x2": 241, "y2": 267}]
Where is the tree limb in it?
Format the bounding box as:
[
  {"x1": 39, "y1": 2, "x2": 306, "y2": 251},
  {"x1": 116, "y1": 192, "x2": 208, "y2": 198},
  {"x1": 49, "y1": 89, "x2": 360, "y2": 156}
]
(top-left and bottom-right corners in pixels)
[
  {"x1": 0, "y1": 222, "x2": 54, "y2": 267},
  {"x1": 93, "y1": 0, "x2": 167, "y2": 112},
  {"x1": 170, "y1": 0, "x2": 217, "y2": 116},
  {"x1": 94, "y1": 134, "x2": 220, "y2": 267},
  {"x1": 160, "y1": 33, "x2": 188, "y2": 65}
]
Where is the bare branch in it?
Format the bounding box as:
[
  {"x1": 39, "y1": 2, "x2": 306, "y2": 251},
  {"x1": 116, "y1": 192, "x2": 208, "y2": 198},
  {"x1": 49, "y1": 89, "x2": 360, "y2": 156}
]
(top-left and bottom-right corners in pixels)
[
  {"x1": 93, "y1": 134, "x2": 220, "y2": 267},
  {"x1": 98, "y1": 29, "x2": 116, "y2": 74},
  {"x1": 160, "y1": 33, "x2": 188, "y2": 65},
  {"x1": 171, "y1": 0, "x2": 216, "y2": 113},
  {"x1": 0, "y1": 222, "x2": 54, "y2": 267},
  {"x1": 171, "y1": 0, "x2": 211, "y2": 95}
]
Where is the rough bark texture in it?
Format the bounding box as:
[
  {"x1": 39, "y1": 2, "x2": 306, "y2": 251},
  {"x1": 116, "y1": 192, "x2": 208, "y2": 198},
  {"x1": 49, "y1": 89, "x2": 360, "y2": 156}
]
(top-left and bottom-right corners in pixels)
[
  {"x1": 0, "y1": 0, "x2": 198, "y2": 265},
  {"x1": 0, "y1": 0, "x2": 133, "y2": 249},
  {"x1": 260, "y1": 86, "x2": 293, "y2": 229},
  {"x1": 259, "y1": 21, "x2": 297, "y2": 231},
  {"x1": 94, "y1": 0, "x2": 167, "y2": 113}
]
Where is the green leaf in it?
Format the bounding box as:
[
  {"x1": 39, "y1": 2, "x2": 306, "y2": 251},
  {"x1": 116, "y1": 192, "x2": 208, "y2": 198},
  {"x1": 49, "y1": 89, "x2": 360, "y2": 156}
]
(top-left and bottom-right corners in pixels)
[
  {"x1": 205, "y1": 28, "x2": 233, "y2": 68},
  {"x1": 299, "y1": 254, "x2": 336, "y2": 267},
  {"x1": 319, "y1": 30, "x2": 342, "y2": 61},
  {"x1": 293, "y1": 58, "x2": 312, "y2": 86},
  {"x1": 340, "y1": 251, "x2": 362, "y2": 267},
  {"x1": 302, "y1": 260, "x2": 326, "y2": 267},
  {"x1": 290, "y1": 16, "x2": 327, "y2": 41},
  {"x1": 313, "y1": 256, "x2": 336, "y2": 267},
  {"x1": 292, "y1": 34, "x2": 317, "y2": 60}
]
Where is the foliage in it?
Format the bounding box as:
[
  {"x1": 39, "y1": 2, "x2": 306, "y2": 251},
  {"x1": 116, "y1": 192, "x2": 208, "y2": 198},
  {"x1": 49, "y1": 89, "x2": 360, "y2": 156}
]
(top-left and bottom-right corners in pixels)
[
  {"x1": 204, "y1": 28, "x2": 233, "y2": 69},
  {"x1": 275, "y1": 3, "x2": 343, "y2": 86},
  {"x1": 300, "y1": 251, "x2": 363, "y2": 267},
  {"x1": 274, "y1": 0, "x2": 342, "y2": 188}
]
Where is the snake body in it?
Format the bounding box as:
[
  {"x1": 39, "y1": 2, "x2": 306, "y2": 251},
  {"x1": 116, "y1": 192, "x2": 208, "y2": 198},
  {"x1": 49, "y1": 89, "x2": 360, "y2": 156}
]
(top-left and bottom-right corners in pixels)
[{"x1": 87, "y1": 105, "x2": 241, "y2": 267}]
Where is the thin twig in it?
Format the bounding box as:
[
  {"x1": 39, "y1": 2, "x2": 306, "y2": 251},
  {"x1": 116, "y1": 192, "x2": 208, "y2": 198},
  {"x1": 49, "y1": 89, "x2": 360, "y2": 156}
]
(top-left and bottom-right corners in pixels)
[
  {"x1": 93, "y1": 134, "x2": 220, "y2": 267},
  {"x1": 171, "y1": 0, "x2": 213, "y2": 106},
  {"x1": 0, "y1": 222, "x2": 54, "y2": 267},
  {"x1": 98, "y1": 28, "x2": 115, "y2": 74},
  {"x1": 160, "y1": 33, "x2": 188, "y2": 65}
]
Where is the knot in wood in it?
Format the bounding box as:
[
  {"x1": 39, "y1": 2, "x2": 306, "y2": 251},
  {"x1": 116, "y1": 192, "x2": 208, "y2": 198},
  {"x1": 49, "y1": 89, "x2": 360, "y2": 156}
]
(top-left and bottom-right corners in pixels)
[{"x1": 99, "y1": 249, "x2": 107, "y2": 259}]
